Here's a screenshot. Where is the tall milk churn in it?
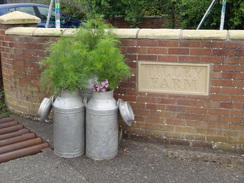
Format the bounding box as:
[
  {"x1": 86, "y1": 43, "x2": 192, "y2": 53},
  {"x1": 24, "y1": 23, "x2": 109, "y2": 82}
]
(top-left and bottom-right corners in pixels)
[
  {"x1": 85, "y1": 90, "x2": 118, "y2": 160},
  {"x1": 52, "y1": 90, "x2": 85, "y2": 158}
]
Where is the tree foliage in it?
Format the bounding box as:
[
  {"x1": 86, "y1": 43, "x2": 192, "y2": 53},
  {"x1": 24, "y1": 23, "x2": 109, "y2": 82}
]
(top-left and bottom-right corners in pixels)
[
  {"x1": 40, "y1": 17, "x2": 131, "y2": 95},
  {"x1": 178, "y1": 0, "x2": 244, "y2": 29},
  {"x1": 76, "y1": 0, "x2": 243, "y2": 29},
  {"x1": 32, "y1": 0, "x2": 86, "y2": 20}
]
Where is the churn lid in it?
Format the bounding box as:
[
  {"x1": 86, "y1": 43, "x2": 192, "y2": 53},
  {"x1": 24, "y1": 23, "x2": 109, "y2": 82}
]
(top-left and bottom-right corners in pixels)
[
  {"x1": 37, "y1": 96, "x2": 54, "y2": 121},
  {"x1": 118, "y1": 99, "x2": 135, "y2": 126}
]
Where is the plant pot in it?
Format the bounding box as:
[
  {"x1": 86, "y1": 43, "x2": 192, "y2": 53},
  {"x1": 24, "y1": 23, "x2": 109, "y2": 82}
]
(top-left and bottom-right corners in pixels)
[
  {"x1": 52, "y1": 90, "x2": 85, "y2": 158},
  {"x1": 85, "y1": 90, "x2": 118, "y2": 160}
]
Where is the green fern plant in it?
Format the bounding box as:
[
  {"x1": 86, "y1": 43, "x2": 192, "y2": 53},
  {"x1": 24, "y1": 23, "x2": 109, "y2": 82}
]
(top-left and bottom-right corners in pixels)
[{"x1": 40, "y1": 17, "x2": 131, "y2": 95}]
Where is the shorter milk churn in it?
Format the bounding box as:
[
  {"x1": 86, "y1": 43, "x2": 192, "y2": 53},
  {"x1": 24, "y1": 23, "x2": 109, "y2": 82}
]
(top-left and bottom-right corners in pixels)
[
  {"x1": 52, "y1": 91, "x2": 85, "y2": 158},
  {"x1": 86, "y1": 90, "x2": 118, "y2": 160}
]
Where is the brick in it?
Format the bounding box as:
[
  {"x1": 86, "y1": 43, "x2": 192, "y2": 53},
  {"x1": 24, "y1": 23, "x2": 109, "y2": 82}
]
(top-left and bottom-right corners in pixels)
[
  {"x1": 210, "y1": 87, "x2": 221, "y2": 94},
  {"x1": 186, "y1": 107, "x2": 207, "y2": 114},
  {"x1": 236, "y1": 49, "x2": 244, "y2": 56},
  {"x1": 225, "y1": 41, "x2": 244, "y2": 49},
  {"x1": 198, "y1": 114, "x2": 219, "y2": 122},
  {"x1": 224, "y1": 57, "x2": 243, "y2": 64},
  {"x1": 119, "y1": 46, "x2": 127, "y2": 54},
  {"x1": 157, "y1": 98, "x2": 176, "y2": 105},
  {"x1": 156, "y1": 124, "x2": 175, "y2": 131},
  {"x1": 146, "y1": 104, "x2": 165, "y2": 110},
  {"x1": 209, "y1": 86, "x2": 222, "y2": 95},
  {"x1": 156, "y1": 111, "x2": 176, "y2": 118},
  {"x1": 201, "y1": 56, "x2": 223, "y2": 63},
  {"x1": 212, "y1": 86, "x2": 222, "y2": 95},
  {"x1": 230, "y1": 109, "x2": 244, "y2": 117},
  {"x1": 146, "y1": 117, "x2": 165, "y2": 124},
  {"x1": 130, "y1": 102, "x2": 146, "y2": 109},
  {"x1": 207, "y1": 122, "x2": 229, "y2": 129},
  {"x1": 136, "y1": 96, "x2": 158, "y2": 103},
  {"x1": 158, "y1": 55, "x2": 178, "y2": 62},
  {"x1": 136, "y1": 122, "x2": 156, "y2": 130},
  {"x1": 177, "y1": 99, "x2": 197, "y2": 106},
  {"x1": 229, "y1": 123, "x2": 244, "y2": 130},
  {"x1": 137, "y1": 40, "x2": 158, "y2": 47},
  {"x1": 179, "y1": 41, "x2": 201, "y2": 47},
  {"x1": 27, "y1": 43, "x2": 45, "y2": 50},
  {"x1": 212, "y1": 79, "x2": 233, "y2": 87},
  {"x1": 166, "y1": 119, "x2": 185, "y2": 126},
  {"x1": 209, "y1": 94, "x2": 231, "y2": 101},
  {"x1": 208, "y1": 108, "x2": 230, "y2": 115},
  {"x1": 136, "y1": 109, "x2": 155, "y2": 117},
  {"x1": 232, "y1": 96, "x2": 244, "y2": 103},
  {"x1": 202, "y1": 41, "x2": 225, "y2": 48},
  {"x1": 220, "y1": 102, "x2": 242, "y2": 109},
  {"x1": 211, "y1": 72, "x2": 223, "y2": 79},
  {"x1": 223, "y1": 72, "x2": 244, "y2": 80},
  {"x1": 145, "y1": 129, "x2": 164, "y2": 137},
  {"x1": 198, "y1": 101, "x2": 220, "y2": 108},
  {"x1": 127, "y1": 47, "x2": 147, "y2": 54},
  {"x1": 168, "y1": 48, "x2": 189, "y2": 55},
  {"x1": 213, "y1": 49, "x2": 235, "y2": 56},
  {"x1": 176, "y1": 126, "x2": 197, "y2": 133},
  {"x1": 134, "y1": 115, "x2": 145, "y2": 122},
  {"x1": 221, "y1": 87, "x2": 243, "y2": 95},
  {"x1": 213, "y1": 64, "x2": 235, "y2": 72},
  {"x1": 176, "y1": 113, "x2": 198, "y2": 120},
  {"x1": 166, "y1": 105, "x2": 186, "y2": 112},
  {"x1": 235, "y1": 65, "x2": 244, "y2": 72},
  {"x1": 186, "y1": 120, "x2": 207, "y2": 128},
  {"x1": 121, "y1": 39, "x2": 137, "y2": 46},
  {"x1": 190, "y1": 48, "x2": 212, "y2": 55},
  {"x1": 147, "y1": 47, "x2": 167, "y2": 54},
  {"x1": 138, "y1": 54, "x2": 157, "y2": 61},
  {"x1": 117, "y1": 81, "x2": 136, "y2": 88},
  {"x1": 124, "y1": 54, "x2": 137, "y2": 61},
  {"x1": 158, "y1": 40, "x2": 179, "y2": 47},
  {"x1": 219, "y1": 116, "x2": 242, "y2": 123},
  {"x1": 179, "y1": 56, "x2": 200, "y2": 62},
  {"x1": 123, "y1": 127, "x2": 145, "y2": 135}
]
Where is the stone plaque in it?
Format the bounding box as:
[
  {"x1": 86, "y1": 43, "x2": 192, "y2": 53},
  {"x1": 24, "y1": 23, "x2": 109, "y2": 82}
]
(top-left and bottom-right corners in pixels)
[{"x1": 138, "y1": 62, "x2": 210, "y2": 96}]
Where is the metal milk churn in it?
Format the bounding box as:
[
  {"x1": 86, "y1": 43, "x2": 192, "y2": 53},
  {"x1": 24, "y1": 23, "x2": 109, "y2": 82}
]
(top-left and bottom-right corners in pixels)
[
  {"x1": 85, "y1": 90, "x2": 118, "y2": 160},
  {"x1": 85, "y1": 90, "x2": 134, "y2": 160},
  {"x1": 52, "y1": 90, "x2": 85, "y2": 158}
]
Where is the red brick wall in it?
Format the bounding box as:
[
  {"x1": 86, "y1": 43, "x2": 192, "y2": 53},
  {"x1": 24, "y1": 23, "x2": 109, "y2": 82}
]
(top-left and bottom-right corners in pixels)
[
  {"x1": 0, "y1": 59, "x2": 2, "y2": 88},
  {"x1": 0, "y1": 26, "x2": 243, "y2": 151},
  {"x1": 0, "y1": 24, "x2": 56, "y2": 116},
  {"x1": 114, "y1": 39, "x2": 244, "y2": 151}
]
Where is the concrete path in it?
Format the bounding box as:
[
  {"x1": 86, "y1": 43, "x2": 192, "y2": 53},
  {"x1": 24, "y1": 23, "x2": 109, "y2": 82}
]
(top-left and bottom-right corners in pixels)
[{"x1": 0, "y1": 115, "x2": 243, "y2": 183}]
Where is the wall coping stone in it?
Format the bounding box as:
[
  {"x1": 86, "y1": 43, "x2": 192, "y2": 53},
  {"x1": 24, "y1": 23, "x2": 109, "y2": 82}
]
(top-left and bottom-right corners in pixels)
[
  {"x1": 138, "y1": 29, "x2": 181, "y2": 39},
  {"x1": 229, "y1": 30, "x2": 244, "y2": 40},
  {"x1": 0, "y1": 11, "x2": 40, "y2": 24},
  {"x1": 4, "y1": 27, "x2": 244, "y2": 40}
]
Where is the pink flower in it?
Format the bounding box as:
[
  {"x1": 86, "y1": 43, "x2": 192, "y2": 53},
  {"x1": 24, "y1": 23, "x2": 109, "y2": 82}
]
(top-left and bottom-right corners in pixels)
[{"x1": 92, "y1": 79, "x2": 110, "y2": 92}]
